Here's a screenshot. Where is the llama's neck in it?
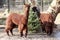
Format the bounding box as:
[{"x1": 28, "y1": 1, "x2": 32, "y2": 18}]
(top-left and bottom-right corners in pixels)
[
  {"x1": 47, "y1": 0, "x2": 60, "y2": 21},
  {"x1": 24, "y1": 7, "x2": 30, "y2": 18},
  {"x1": 52, "y1": 11, "x2": 59, "y2": 21}
]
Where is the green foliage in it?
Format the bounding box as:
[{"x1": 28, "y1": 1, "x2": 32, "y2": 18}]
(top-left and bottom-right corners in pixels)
[{"x1": 28, "y1": 8, "x2": 41, "y2": 33}]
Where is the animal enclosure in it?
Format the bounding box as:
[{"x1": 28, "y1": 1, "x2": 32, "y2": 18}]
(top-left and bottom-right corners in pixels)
[
  {"x1": 0, "y1": 0, "x2": 58, "y2": 33},
  {"x1": 0, "y1": 0, "x2": 60, "y2": 40},
  {"x1": 0, "y1": 0, "x2": 53, "y2": 33}
]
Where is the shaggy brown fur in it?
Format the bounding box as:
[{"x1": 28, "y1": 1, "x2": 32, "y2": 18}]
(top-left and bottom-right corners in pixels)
[
  {"x1": 32, "y1": 7, "x2": 54, "y2": 35},
  {"x1": 39, "y1": 12, "x2": 54, "y2": 35},
  {"x1": 5, "y1": 4, "x2": 30, "y2": 37}
]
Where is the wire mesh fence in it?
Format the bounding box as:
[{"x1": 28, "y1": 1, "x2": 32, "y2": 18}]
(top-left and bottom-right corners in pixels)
[
  {"x1": 0, "y1": 0, "x2": 52, "y2": 25},
  {"x1": 0, "y1": 0, "x2": 60, "y2": 40},
  {"x1": 0, "y1": 0, "x2": 52, "y2": 12}
]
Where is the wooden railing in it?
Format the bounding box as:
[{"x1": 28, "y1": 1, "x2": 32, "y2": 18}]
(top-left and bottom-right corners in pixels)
[
  {"x1": 0, "y1": 17, "x2": 6, "y2": 20},
  {"x1": 0, "y1": 17, "x2": 6, "y2": 28}
]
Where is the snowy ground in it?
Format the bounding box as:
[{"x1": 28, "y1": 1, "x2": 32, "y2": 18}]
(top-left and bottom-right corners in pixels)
[{"x1": 0, "y1": 28, "x2": 60, "y2": 40}]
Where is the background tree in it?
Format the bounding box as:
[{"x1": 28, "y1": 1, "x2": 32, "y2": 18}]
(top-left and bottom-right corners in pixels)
[{"x1": 28, "y1": 8, "x2": 41, "y2": 33}]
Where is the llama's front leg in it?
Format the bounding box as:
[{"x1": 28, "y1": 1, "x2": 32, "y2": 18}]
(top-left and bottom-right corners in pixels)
[
  {"x1": 5, "y1": 28, "x2": 10, "y2": 36},
  {"x1": 10, "y1": 28, "x2": 13, "y2": 36},
  {"x1": 20, "y1": 31, "x2": 23, "y2": 37},
  {"x1": 48, "y1": 27, "x2": 53, "y2": 35},
  {"x1": 23, "y1": 25, "x2": 28, "y2": 37},
  {"x1": 6, "y1": 30, "x2": 9, "y2": 36},
  {"x1": 23, "y1": 28, "x2": 28, "y2": 37},
  {"x1": 18, "y1": 23, "x2": 24, "y2": 37},
  {"x1": 40, "y1": 22, "x2": 45, "y2": 32},
  {"x1": 41, "y1": 25, "x2": 45, "y2": 32},
  {"x1": 45, "y1": 26, "x2": 51, "y2": 35}
]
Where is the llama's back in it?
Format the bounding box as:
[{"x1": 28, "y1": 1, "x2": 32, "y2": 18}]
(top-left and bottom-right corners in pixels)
[
  {"x1": 6, "y1": 13, "x2": 21, "y2": 25},
  {"x1": 6, "y1": 13, "x2": 27, "y2": 25},
  {"x1": 40, "y1": 13, "x2": 53, "y2": 23}
]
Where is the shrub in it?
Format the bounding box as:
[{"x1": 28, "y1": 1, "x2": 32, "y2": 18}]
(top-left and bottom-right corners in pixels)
[{"x1": 28, "y1": 8, "x2": 41, "y2": 33}]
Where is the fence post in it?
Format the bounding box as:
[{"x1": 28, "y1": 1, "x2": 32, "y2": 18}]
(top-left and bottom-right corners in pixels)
[
  {"x1": 8, "y1": 0, "x2": 10, "y2": 13},
  {"x1": 23, "y1": 0, "x2": 25, "y2": 5},
  {"x1": 41, "y1": 0, "x2": 43, "y2": 11}
]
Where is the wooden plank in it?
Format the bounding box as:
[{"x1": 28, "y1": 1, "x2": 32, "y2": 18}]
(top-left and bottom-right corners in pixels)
[
  {"x1": 0, "y1": 17, "x2": 6, "y2": 20},
  {"x1": 0, "y1": 25, "x2": 5, "y2": 29}
]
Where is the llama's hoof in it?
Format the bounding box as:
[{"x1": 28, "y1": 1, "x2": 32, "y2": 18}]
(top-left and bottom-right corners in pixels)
[
  {"x1": 7, "y1": 34, "x2": 10, "y2": 36},
  {"x1": 11, "y1": 34, "x2": 15, "y2": 36},
  {"x1": 23, "y1": 36, "x2": 27, "y2": 38},
  {"x1": 47, "y1": 32, "x2": 52, "y2": 36},
  {"x1": 20, "y1": 34, "x2": 23, "y2": 37},
  {"x1": 25, "y1": 35, "x2": 27, "y2": 38}
]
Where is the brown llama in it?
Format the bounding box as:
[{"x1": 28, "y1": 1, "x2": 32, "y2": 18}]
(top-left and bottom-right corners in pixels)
[
  {"x1": 39, "y1": 9, "x2": 60, "y2": 35},
  {"x1": 31, "y1": 6, "x2": 54, "y2": 35},
  {"x1": 5, "y1": 4, "x2": 30, "y2": 37},
  {"x1": 32, "y1": 0, "x2": 60, "y2": 35},
  {"x1": 39, "y1": 12, "x2": 54, "y2": 35},
  {"x1": 38, "y1": 11, "x2": 59, "y2": 35},
  {"x1": 39, "y1": 0, "x2": 60, "y2": 35}
]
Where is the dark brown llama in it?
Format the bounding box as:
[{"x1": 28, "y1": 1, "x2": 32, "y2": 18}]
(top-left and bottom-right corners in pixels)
[
  {"x1": 39, "y1": 12, "x2": 59, "y2": 35},
  {"x1": 5, "y1": 4, "x2": 30, "y2": 37},
  {"x1": 32, "y1": 0, "x2": 60, "y2": 35},
  {"x1": 39, "y1": 0, "x2": 60, "y2": 35},
  {"x1": 32, "y1": 6, "x2": 54, "y2": 35},
  {"x1": 40, "y1": 12, "x2": 54, "y2": 35}
]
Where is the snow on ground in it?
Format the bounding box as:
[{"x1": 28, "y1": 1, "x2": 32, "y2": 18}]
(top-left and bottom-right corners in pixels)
[{"x1": 0, "y1": 28, "x2": 60, "y2": 40}]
